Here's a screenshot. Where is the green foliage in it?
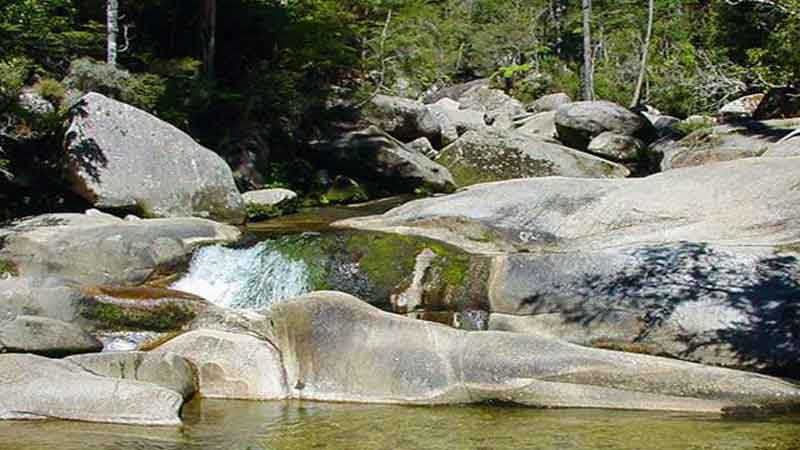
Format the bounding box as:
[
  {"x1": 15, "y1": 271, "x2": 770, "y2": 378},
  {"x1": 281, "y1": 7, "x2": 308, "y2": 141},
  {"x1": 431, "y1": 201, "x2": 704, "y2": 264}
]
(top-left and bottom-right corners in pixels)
[
  {"x1": 33, "y1": 78, "x2": 66, "y2": 104},
  {"x1": 673, "y1": 119, "x2": 714, "y2": 136},
  {"x1": 0, "y1": 260, "x2": 18, "y2": 277},
  {"x1": 0, "y1": 57, "x2": 30, "y2": 108},
  {"x1": 63, "y1": 58, "x2": 131, "y2": 97},
  {"x1": 84, "y1": 301, "x2": 197, "y2": 332}
]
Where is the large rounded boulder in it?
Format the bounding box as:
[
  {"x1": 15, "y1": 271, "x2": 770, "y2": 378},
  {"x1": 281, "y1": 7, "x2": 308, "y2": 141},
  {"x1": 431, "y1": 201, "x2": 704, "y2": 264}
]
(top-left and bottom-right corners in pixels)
[
  {"x1": 435, "y1": 129, "x2": 629, "y2": 187},
  {"x1": 555, "y1": 101, "x2": 653, "y2": 150},
  {"x1": 64, "y1": 93, "x2": 245, "y2": 223}
]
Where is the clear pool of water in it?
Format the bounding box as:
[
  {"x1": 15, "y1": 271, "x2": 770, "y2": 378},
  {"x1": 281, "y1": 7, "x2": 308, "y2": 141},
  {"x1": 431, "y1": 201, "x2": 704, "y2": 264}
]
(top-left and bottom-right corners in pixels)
[{"x1": 2, "y1": 399, "x2": 799, "y2": 450}]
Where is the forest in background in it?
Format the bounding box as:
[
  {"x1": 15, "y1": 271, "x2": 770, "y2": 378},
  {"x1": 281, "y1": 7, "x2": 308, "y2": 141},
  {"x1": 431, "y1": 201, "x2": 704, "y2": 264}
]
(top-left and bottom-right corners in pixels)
[{"x1": 1, "y1": 0, "x2": 799, "y2": 216}]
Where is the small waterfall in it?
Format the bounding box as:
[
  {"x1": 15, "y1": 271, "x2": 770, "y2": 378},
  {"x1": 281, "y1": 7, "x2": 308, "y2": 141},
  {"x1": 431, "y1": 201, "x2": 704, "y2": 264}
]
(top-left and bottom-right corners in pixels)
[{"x1": 171, "y1": 241, "x2": 311, "y2": 310}]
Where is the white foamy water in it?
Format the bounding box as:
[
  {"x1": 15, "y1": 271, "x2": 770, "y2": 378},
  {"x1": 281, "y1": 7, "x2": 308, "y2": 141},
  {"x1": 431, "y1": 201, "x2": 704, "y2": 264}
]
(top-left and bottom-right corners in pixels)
[{"x1": 171, "y1": 241, "x2": 311, "y2": 310}]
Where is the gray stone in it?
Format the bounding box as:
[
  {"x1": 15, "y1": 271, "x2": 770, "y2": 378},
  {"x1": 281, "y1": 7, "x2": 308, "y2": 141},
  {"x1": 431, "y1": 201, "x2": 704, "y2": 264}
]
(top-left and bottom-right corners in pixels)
[
  {"x1": 312, "y1": 126, "x2": 455, "y2": 194},
  {"x1": 241, "y1": 188, "x2": 297, "y2": 207},
  {"x1": 366, "y1": 95, "x2": 442, "y2": 146},
  {"x1": 661, "y1": 119, "x2": 800, "y2": 171},
  {"x1": 66, "y1": 351, "x2": 197, "y2": 399},
  {"x1": 258, "y1": 291, "x2": 800, "y2": 412},
  {"x1": 0, "y1": 278, "x2": 86, "y2": 324},
  {"x1": 516, "y1": 110, "x2": 557, "y2": 139},
  {"x1": 405, "y1": 137, "x2": 436, "y2": 158},
  {"x1": 458, "y1": 86, "x2": 525, "y2": 129},
  {"x1": 528, "y1": 92, "x2": 572, "y2": 113},
  {"x1": 0, "y1": 316, "x2": 102, "y2": 356},
  {"x1": 762, "y1": 133, "x2": 800, "y2": 157},
  {"x1": 0, "y1": 354, "x2": 183, "y2": 425},
  {"x1": 423, "y1": 79, "x2": 491, "y2": 104},
  {"x1": 155, "y1": 329, "x2": 288, "y2": 400},
  {"x1": 425, "y1": 98, "x2": 488, "y2": 146},
  {"x1": 65, "y1": 93, "x2": 245, "y2": 223},
  {"x1": 486, "y1": 245, "x2": 800, "y2": 373},
  {"x1": 338, "y1": 157, "x2": 800, "y2": 254},
  {"x1": 555, "y1": 101, "x2": 653, "y2": 149},
  {"x1": 18, "y1": 89, "x2": 54, "y2": 115},
  {"x1": 0, "y1": 211, "x2": 241, "y2": 285},
  {"x1": 435, "y1": 129, "x2": 629, "y2": 187},
  {"x1": 587, "y1": 132, "x2": 644, "y2": 161},
  {"x1": 336, "y1": 157, "x2": 800, "y2": 373}
]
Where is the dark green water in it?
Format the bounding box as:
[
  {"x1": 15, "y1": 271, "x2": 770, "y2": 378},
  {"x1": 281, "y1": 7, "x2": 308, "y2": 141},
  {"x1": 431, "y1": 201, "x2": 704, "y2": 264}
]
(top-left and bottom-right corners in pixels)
[{"x1": 2, "y1": 399, "x2": 799, "y2": 450}]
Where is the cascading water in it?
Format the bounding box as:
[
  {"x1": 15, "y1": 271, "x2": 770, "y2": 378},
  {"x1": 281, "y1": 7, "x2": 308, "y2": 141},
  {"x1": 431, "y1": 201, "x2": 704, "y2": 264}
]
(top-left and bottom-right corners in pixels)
[{"x1": 171, "y1": 240, "x2": 312, "y2": 310}]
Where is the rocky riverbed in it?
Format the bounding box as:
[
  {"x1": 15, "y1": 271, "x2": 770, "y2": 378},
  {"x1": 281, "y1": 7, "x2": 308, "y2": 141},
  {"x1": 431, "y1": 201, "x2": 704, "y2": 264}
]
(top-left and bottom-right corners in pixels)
[{"x1": 1, "y1": 88, "x2": 800, "y2": 437}]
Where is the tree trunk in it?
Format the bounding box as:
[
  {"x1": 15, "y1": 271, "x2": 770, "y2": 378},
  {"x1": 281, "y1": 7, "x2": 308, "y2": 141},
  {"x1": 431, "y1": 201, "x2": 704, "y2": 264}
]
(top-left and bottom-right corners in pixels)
[
  {"x1": 582, "y1": 0, "x2": 594, "y2": 100},
  {"x1": 107, "y1": 0, "x2": 119, "y2": 66},
  {"x1": 631, "y1": 0, "x2": 655, "y2": 108},
  {"x1": 551, "y1": 0, "x2": 565, "y2": 56},
  {"x1": 202, "y1": 0, "x2": 217, "y2": 79}
]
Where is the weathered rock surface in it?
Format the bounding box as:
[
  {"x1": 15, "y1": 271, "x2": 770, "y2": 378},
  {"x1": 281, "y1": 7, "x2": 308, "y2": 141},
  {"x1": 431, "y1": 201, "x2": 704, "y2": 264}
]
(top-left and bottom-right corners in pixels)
[
  {"x1": 0, "y1": 278, "x2": 86, "y2": 324},
  {"x1": 405, "y1": 137, "x2": 436, "y2": 158},
  {"x1": 66, "y1": 351, "x2": 197, "y2": 399},
  {"x1": 515, "y1": 111, "x2": 557, "y2": 139},
  {"x1": 0, "y1": 316, "x2": 102, "y2": 356},
  {"x1": 423, "y1": 79, "x2": 490, "y2": 104},
  {"x1": 0, "y1": 354, "x2": 183, "y2": 425},
  {"x1": 586, "y1": 132, "x2": 644, "y2": 161},
  {"x1": 458, "y1": 86, "x2": 525, "y2": 129},
  {"x1": 241, "y1": 188, "x2": 297, "y2": 207},
  {"x1": 762, "y1": 132, "x2": 800, "y2": 157},
  {"x1": 338, "y1": 157, "x2": 800, "y2": 255},
  {"x1": 260, "y1": 291, "x2": 800, "y2": 411},
  {"x1": 0, "y1": 211, "x2": 241, "y2": 285},
  {"x1": 336, "y1": 158, "x2": 800, "y2": 373},
  {"x1": 18, "y1": 88, "x2": 54, "y2": 115},
  {"x1": 719, "y1": 94, "x2": 765, "y2": 122},
  {"x1": 311, "y1": 126, "x2": 455, "y2": 194},
  {"x1": 425, "y1": 98, "x2": 487, "y2": 146},
  {"x1": 435, "y1": 129, "x2": 629, "y2": 187},
  {"x1": 555, "y1": 101, "x2": 652, "y2": 149},
  {"x1": 155, "y1": 329, "x2": 288, "y2": 400},
  {"x1": 65, "y1": 93, "x2": 245, "y2": 223},
  {"x1": 366, "y1": 95, "x2": 442, "y2": 145},
  {"x1": 661, "y1": 119, "x2": 800, "y2": 170},
  {"x1": 528, "y1": 92, "x2": 572, "y2": 113}
]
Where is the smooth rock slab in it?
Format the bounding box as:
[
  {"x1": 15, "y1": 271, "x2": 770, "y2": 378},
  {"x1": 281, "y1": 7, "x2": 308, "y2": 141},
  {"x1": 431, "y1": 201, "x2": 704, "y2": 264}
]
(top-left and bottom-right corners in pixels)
[
  {"x1": 0, "y1": 211, "x2": 241, "y2": 285},
  {"x1": 0, "y1": 354, "x2": 183, "y2": 425},
  {"x1": 242, "y1": 188, "x2": 297, "y2": 207},
  {"x1": 64, "y1": 93, "x2": 245, "y2": 223},
  {"x1": 661, "y1": 119, "x2": 800, "y2": 171},
  {"x1": 0, "y1": 316, "x2": 102, "y2": 357},
  {"x1": 259, "y1": 291, "x2": 800, "y2": 412},
  {"x1": 155, "y1": 329, "x2": 288, "y2": 400},
  {"x1": 337, "y1": 157, "x2": 800, "y2": 254},
  {"x1": 66, "y1": 351, "x2": 197, "y2": 399}
]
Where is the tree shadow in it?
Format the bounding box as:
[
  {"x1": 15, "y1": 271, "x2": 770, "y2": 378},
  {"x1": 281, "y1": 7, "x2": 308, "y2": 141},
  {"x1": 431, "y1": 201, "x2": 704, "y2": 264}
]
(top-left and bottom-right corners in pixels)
[
  {"x1": 724, "y1": 117, "x2": 797, "y2": 143},
  {"x1": 547, "y1": 242, "x2": 800, "y2": 376},
  {"x1": 64, "y1": 100, "x2": 108, "y2": 183}
]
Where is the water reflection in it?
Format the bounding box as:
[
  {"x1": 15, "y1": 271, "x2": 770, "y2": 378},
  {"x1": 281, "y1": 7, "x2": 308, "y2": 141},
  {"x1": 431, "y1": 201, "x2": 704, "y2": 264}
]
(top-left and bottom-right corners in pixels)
[{"x1": 2, "y1": 399, "x2": 799, "y2": 450}]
